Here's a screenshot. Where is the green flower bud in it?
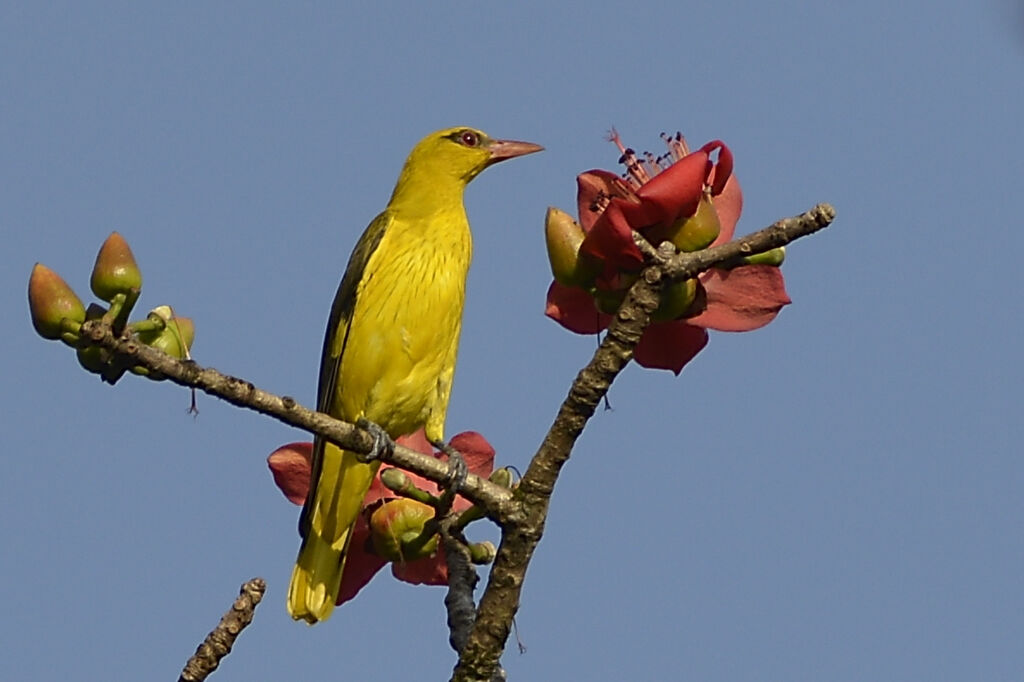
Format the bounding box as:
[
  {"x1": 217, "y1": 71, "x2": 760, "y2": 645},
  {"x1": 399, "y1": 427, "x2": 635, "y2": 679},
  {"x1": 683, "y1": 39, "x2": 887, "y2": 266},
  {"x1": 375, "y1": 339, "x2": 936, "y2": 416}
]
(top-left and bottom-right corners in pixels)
[
  {"x1": 469, "y1": 541, "x2": 497, "y2": 565},
  {"x1": 488, "y1": 467, "x2": 514, "y2": 489},
  {"x1": 665, "y1": 193, "x2": 721, "y2": 252},
  {"x1": 28, "y1": 263, "x2": 86, "y2": 340},
  {"x1": 90, "y1": 232, "x2": 142, "y2": 302},
  {"x1": 593, "y1": 287, "x2": 626, "y2": 315},
  {"x1": 369, "y1": 498, "x2": 438, "y2": 562},
  {"x1": 741, "y1": 246, "x2": 786, "y2": 267},
  {"x1": 380, "y1": 468, "x2": 411, "y2": 493},
  {"x1": 651, "y1": 278, "x2": 698, "y2": 322},
  {"x1": 545, "y1": 206, "x2": 601, "y2": 287},
  {"x1": 137, "y1": 307, "x2": 194, "y2": 359}
]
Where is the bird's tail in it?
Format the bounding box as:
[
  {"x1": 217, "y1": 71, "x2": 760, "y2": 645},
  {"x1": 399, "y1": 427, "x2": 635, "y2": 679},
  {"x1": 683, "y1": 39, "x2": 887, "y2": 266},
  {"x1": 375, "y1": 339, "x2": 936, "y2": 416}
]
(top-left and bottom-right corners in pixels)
[{"x1": 288, "y1": 445, "x2": 378, "y2": 624}]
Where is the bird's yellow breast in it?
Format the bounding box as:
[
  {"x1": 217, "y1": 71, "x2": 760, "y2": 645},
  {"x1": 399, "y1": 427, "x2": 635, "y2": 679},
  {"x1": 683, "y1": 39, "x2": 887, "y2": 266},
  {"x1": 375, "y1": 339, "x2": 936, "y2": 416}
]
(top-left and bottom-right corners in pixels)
[{"x1": 333, "y1": 208, "x2": 472, "y2": 439}]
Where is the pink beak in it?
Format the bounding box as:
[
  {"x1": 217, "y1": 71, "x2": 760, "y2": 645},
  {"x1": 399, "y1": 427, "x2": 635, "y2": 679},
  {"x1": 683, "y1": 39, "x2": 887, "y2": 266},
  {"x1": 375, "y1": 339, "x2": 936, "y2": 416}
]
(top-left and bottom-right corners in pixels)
[{"x1": 487, "y1": 139, "x2": 544, "y2": 163}]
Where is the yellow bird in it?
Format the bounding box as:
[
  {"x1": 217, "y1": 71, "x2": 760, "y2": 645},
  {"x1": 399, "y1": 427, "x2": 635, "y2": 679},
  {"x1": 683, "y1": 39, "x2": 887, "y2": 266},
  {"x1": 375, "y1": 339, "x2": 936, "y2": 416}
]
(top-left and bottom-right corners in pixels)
[{"x1": 289, "y1": 127, "x2": 542, "y2": 623}]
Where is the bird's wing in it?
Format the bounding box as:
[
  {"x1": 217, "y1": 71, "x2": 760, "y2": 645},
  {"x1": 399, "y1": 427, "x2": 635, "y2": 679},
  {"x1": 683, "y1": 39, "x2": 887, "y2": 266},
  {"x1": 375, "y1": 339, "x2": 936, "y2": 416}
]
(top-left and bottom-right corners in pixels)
[{"x1": 299, "y1": 210, "x2": 392, "y2": 539}]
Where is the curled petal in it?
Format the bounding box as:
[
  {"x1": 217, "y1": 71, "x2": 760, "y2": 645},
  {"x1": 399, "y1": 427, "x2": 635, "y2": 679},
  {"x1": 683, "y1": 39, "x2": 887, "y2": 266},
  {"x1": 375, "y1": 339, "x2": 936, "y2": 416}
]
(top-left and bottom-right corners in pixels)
[
  {"x1": 689, "y1": 266, "x2": 791, "y2": 332},
  {"x1": 545, "y1": 281, "x2": 612, "y2": 335},
  {"x1": 630, "y1": 150, "x2": 710, "y2": 227},
  {"x1": 634, "y1": 321, "x2": 709, "y2": 375},
  {"x1": 267, "y1": 442, "x2": 313, "y2": 506},
  {"x1": 710, "y1": 175, "x2": 743, "y2": 245},
  {"x1": 579, "y1": 202, "x2": 644, "y2": 269},
  {"x1": 700, "y1": 140, "x2": 733, "y2": 196},
  {"x1": 576, "y1": 170, "x2": 628, "y2": 232}
]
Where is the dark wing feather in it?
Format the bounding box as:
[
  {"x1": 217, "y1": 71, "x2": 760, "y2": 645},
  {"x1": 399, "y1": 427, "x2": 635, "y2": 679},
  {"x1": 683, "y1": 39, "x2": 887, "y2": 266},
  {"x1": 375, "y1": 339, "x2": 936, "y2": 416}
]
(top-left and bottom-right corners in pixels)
[{"x1": 298, "y1": 211, "x2": 391, "y2": 539}]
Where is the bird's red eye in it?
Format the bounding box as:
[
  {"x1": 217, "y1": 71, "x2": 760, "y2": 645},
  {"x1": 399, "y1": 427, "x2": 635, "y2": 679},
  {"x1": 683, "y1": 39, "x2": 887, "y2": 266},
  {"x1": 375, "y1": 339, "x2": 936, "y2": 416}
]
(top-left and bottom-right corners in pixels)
[{"x1": 460, "y1": 131, "x2": 479, "y2": 147}]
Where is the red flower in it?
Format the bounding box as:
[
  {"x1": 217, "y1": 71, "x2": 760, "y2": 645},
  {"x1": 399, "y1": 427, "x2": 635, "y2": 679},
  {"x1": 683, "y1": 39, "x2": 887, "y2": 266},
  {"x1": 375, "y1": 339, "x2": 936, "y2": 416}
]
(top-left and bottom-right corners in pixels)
[
  {"x1": 545, "y1": 130, "x2": 790, "y2": 374},
  {"x1": 267, "y1": 430, "x2": 496, "y2": 605}
]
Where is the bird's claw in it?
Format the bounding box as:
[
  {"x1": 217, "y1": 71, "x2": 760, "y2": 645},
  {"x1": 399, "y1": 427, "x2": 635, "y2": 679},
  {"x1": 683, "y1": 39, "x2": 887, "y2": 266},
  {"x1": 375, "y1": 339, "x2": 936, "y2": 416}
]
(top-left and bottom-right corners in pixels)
[
  {"x1": 433, "y1": 441, "x2": 469, "y2": 494},
  {"x1": 356, "y1": 418, "x2": 394, "y2": 463}
]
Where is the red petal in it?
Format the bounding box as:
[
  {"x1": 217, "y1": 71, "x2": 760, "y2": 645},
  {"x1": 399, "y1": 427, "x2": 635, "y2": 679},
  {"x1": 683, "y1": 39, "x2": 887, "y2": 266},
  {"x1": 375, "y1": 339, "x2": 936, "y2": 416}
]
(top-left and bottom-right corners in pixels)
[
  {"x1": 576, "y1": 170, "x2": 625, "y2": 232},
  {"x1": 634, "y1": 321, "x2": 709, "y2": 374},
  {"x1": 710, "y1": 175, "x2": 743, "y2": 245},
  {"x1": 267, "y1": 442, "x2": 313, "y2": 506},
  {"x1": 701, "y1": 141, "x2": 733, "y2": 196},
  {"x1": 392, "y1": 549, "x2": 449, "y2": 586},
  {"x1": 545, "y1": 280, "x2": 611, "y2": 335},
  {"x1": 579, "y1": 202, "x2": 644, "y2": 268},
  {"x1": 689, "y1": 266, "x2": 791, "y2": 331},
  {"x1": 631, "y1": 150, "x2": 710, "y2": 226},
  {"x1": 397, "y1": 429, "x2": 433, "y2": 455},
  {"x1": 336, "y1": 519, "x2": 388, "y2": 605},
  {"x1": 448, "y1": 431, "x2": 495, "y2": 477},
  {"x1": 369, "y1": 429, "x2": 498, "y2": 508}
]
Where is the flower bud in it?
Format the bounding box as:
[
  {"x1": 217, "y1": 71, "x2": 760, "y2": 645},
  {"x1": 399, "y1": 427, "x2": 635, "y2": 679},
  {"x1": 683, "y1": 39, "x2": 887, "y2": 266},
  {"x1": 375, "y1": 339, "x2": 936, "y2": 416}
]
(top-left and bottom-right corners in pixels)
[
  {"x1": 90, "y1": 232, "x2": 142, "y2": 302},
  {"x1": 665, "y1": 193, "x2": 721, "y2": 252},
  {"x1": 741, "y1": 246, "x2": 786, "y2": 267},
  {"x1": 137, "y1": 307, "x2": 194, "y2": 359},
  {"x1": 380, "y1": 467, "x2": 411, "y2": 493},
  {"x1": 369, "y1": 498, "x2": 438, "y2": 562},
  {"x1": 651, "y1": 278, "x2": 698, "y2": 322},
  {"x1": 28, "y1": 264, "x2": 86, "y2": 340},
  {"x1": 145, "y1": 319, "x2": 193, "y2": 359},
  {"x1": 592, "y1": 287, "x2": 627, "y2": 315},
  {"x1": 171, "y1": 317, "x2": 195, "y2": 353},
  {"x1": 469, "y1": 541, "x2": 497, "y2": 564},
  {"x1": 488, "y1": 467, "x2": 514, "y2": 489},
  {"x1": 545, "y1": 207, "x2": 601, "y2": 287}
]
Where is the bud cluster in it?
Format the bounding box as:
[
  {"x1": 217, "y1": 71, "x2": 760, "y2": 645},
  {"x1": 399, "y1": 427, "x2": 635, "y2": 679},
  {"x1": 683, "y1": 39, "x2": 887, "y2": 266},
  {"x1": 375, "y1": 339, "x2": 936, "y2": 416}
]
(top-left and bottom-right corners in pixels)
[
  {"x1": 368, "y1": 464, "x2": 515, "y2": 566},
  {"x1": 28, "y1": 232, "x2": 195, "y2": 383}
]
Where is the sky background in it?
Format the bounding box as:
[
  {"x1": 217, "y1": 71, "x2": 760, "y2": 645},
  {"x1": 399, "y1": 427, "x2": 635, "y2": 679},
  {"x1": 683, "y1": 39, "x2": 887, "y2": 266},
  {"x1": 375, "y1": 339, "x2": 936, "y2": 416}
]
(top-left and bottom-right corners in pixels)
[{"x1": 3, "y1": 2, "x2": 1022, "y2": 680}]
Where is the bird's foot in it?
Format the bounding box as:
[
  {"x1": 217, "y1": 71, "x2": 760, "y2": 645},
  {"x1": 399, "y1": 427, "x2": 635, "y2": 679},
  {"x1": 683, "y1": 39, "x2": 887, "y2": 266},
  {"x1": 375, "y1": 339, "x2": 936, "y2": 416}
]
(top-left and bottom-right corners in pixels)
[
  {"x1": 431, "y1": 440, "x2": 469, "y2": 494},
  {"x1": 356, "y1": 418, "x2": 394, "y2": 463}
]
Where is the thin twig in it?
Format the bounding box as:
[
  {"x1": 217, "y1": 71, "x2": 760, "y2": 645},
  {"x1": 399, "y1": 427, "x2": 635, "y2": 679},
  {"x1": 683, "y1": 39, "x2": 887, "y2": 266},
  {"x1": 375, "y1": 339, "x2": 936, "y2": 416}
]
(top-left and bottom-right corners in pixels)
[{"x1": 178, "y1": 578, "x2": 265, "y2": 682}]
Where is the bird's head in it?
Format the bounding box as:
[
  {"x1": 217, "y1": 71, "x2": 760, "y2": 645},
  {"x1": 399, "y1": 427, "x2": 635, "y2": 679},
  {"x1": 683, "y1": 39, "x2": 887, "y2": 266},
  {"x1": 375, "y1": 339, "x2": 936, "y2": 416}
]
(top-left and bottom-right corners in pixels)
[{"x1": 403, "y1": 127, "x2": 544, "y2": 185}]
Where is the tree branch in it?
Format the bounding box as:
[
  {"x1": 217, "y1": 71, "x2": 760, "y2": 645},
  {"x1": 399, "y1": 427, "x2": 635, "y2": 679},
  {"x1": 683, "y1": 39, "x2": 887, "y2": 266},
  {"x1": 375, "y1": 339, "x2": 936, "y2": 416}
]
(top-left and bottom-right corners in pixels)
[
  {"x1": 75, "y1": 203, "x2": 835, "y2": 682},
  {"x1": 75, "y1": 321, "x2": 514, "y2": 517},
  {"x1": 178, "y1": 578, "x2": 265, "y2": 682},
  {"x1": 451, "y1": 203, "x2": 836, "y2": 680}
]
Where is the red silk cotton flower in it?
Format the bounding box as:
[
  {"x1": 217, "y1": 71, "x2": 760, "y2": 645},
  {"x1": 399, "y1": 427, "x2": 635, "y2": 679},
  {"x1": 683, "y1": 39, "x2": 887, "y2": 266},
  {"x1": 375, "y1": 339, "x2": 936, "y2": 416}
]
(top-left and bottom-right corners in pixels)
[
  {"x1": 267, "y1": 430, "x2": 496, "y2": 606},
  {"x1": 544, "y1": 130, "x2": 791, "y2": 374}
]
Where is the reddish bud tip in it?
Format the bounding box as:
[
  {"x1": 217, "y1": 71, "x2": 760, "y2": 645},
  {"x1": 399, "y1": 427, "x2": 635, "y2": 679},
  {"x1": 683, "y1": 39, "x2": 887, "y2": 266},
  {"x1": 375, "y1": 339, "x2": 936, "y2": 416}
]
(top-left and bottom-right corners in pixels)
[
  {"x1": 90, "y1": 232, "x2": 142, "y2": 302},
  {"x1": 28, "y1": 263, "x2": 86, "y2": 340},
  {"x1": 369, "y1": 499, "x2": 438, "y2": 562}
]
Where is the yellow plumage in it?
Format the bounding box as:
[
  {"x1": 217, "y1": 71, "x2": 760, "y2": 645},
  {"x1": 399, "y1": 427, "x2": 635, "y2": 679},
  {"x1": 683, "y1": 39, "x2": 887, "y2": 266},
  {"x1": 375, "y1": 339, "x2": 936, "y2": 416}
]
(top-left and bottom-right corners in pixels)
[{"x1": 288, "y1": 127, "x2": 541, "y2": 623}]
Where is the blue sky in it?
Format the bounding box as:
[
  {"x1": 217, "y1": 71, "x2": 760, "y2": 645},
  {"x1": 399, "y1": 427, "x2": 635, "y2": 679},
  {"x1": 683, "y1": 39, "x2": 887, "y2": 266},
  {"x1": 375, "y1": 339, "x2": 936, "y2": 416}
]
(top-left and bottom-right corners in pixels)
[{"x1": 3, "y1": 2, "x2": 1022, "y2": 680}]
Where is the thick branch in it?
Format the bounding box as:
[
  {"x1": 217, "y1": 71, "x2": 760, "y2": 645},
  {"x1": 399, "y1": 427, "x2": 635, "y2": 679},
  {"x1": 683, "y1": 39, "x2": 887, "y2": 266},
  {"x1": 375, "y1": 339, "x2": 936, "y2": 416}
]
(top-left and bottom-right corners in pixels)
[
  {"x1": 178, "y1": 578, "x2": 265, "y2": 682},
  {"x1": 76, "y1": 321, "x2": 513, "y2": 517},
  {"x1": 452, "y1": 203, "x2": 836, "y2": 680}
]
